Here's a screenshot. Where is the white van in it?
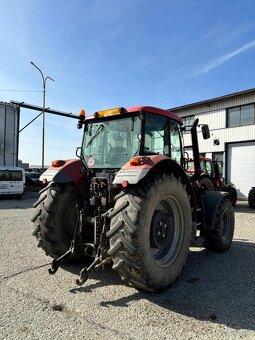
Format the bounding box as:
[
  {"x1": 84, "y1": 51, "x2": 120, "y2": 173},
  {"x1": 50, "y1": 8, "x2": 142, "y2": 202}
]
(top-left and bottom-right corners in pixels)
[{"x1": 0, "y1": 166, "x2": 25, "y2": 197}]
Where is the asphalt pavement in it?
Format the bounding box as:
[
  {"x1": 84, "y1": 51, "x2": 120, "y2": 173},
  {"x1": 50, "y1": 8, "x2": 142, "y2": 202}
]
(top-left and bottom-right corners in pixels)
[{"x1": 0, "y1": 192, "x2": 254, "y2": 339}]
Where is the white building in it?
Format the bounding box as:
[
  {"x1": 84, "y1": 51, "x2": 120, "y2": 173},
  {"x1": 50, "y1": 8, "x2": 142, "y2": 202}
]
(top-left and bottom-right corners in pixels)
[{"x1": 170, "y1": 88, "x2": 255, "y2": 199}]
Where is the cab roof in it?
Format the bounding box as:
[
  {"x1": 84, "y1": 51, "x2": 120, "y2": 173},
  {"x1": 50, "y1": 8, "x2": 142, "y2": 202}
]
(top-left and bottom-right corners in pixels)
[{"x1": 85, "y1": 106, "x2": 183, "y2": 124}]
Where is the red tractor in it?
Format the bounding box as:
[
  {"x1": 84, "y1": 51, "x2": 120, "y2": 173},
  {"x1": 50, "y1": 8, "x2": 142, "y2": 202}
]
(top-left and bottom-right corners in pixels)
[
  {"x1": 186, "y1": 157, "x2": 237, "y2": 206},
  {"x1": 32, "y1": 106, "x2": 234, "y2": 292}
]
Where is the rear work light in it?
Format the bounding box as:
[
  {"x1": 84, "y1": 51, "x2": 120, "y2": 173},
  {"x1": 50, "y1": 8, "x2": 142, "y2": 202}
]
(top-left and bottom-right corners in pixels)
[
  {"x1": 51, "y1": 160, "x2": 65, "y2": 167},
  {"x1": 78, "y1": 109, "x2": 86, "y2": 121},
  {"x1": 94, "y1": 107, "x2": 125, "y2": 118}
]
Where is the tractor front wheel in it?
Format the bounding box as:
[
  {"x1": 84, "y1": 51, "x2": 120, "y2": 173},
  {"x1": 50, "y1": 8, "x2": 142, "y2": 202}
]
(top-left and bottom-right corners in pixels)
[
  {"x1": 31, "y1": 182, "x2": 84, "y2": 259},
  {"x1": 222, "y1": 185, "x2": 237, "y2": 206},
  {"x1": 200, "y1": 176, "x2": 214, "y2": 191},
  {"x1": 107, "y1": 174, "x2": 192, "y2": 292},
  {"x1": 248, "y1": 187, "x2": 255, "y2": 209},
  {"x1": 202, "y1": 198, "x2": 234, "y2": 252}
]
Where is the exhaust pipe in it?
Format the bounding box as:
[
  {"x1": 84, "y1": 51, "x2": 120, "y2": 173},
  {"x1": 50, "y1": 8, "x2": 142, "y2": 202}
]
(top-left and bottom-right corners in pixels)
[{"x1": 190, "y1": 118, "x2": 202, "y2": 182}]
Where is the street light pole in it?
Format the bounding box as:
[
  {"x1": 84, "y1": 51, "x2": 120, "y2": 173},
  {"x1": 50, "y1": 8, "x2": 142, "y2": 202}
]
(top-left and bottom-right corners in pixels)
[{"x1": 30, "y1": 62, "x2": 54, "y2": 173}]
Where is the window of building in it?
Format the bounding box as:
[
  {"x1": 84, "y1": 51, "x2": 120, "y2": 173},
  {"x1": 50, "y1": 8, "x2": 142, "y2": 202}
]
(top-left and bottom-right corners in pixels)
[
  {"x1": 241, "y1": 104, "x2": 254, "y2": 125},
  {"x1": 183, "y1": 115, "x2": 195, "y2": 128},
  {"x1": 227, "y1": 104, "x2": 255, "y2": 127}
]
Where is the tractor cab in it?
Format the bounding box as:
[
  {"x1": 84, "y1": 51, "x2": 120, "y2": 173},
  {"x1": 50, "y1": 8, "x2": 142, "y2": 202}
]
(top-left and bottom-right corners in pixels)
[{"x1": 80, "y1": 106, "x2": 184, "y2": 171}]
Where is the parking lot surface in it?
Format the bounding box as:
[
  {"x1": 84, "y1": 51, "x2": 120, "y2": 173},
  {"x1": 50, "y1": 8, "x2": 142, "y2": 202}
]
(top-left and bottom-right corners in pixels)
[{"x1": 0, "y1": 192, "x2": 255, "y2": 339}]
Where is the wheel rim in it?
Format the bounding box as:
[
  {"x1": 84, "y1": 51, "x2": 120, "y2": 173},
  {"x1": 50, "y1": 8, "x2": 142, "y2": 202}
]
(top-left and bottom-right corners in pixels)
[{"x1": 150, "y1": 195, "x2": 184, "y2": 267}]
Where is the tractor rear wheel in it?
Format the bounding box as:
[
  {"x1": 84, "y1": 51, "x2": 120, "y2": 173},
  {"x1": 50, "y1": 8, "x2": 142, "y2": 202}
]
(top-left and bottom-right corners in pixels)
[
  {"x1": 222, "y1": 185, "x2": 237, "y2": 206},
  {"x1": 31, "y1": 182, "x2": 84, "y2": 259},
  {"x1": 107, "y1": 174, "x2": 192, "y2": 292},
  {"x1": 200, "y1": 176, "x2": 214, "y2": 191},
  {"x1": 202, "y1": 198, "x2": 234, "y2": 252},
  {"x1": 248, "y1": 187, "x2": 255, "y2": 209}
]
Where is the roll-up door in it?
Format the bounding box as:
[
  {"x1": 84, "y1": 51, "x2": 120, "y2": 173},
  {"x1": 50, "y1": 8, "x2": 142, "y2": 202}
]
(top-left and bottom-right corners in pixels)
[{"x1": 227, "y1": 142, "x2": 255, "y2": 199}]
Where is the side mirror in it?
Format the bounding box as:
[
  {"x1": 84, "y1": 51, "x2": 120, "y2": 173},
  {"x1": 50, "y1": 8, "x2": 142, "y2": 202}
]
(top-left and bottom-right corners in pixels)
[
  {"x1": 183, "y1": 152, "x2": 189, "y2": 170},
  {"x1": 76, "y1": 147, "x2": 82, "y2": 158},
  {"x1": 77, "y1": 121, "x2": 83, "y2": 129},
  {"x1": 202, "y1": 124, "x2": 210, "y2": 139},
  {"x1": 183, "y1": 157, "x2": 189, "y2": 171}
]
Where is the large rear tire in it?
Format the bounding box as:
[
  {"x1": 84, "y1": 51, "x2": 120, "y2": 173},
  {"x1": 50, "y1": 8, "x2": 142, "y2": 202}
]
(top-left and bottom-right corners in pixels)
[
  {"x1": 200, "y1": 176, "x2": 214, "y2": 191},
  {"x1": 222, "y1": 185, "x2": 237, "y2": 206},
  {"x1": 31, "y1": 182, "x2": 84, "y2": 259},
  {"x1": 107, "y1": 174, "x2": 192, "y2": 292},
  {"x1": 202, "y1": 198, "x2": 234, "y2": 252},
  {"x1": 248, "y1": 187, "x2": 255, "y2": 209}
]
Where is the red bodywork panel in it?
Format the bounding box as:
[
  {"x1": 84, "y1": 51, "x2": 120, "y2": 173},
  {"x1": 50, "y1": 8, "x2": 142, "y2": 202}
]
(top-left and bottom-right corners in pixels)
[
  {"x1": 127, "y1": 106, "x2": 183, "y2": 124},
  {"x1": 122, "y1": 155, "x2": 170, "y2": 170},
  {"x1": 41, "y1": 159, "x2": 88, "y2": 193},
  {"x1": 113, "y1": 154, "x2": 189, "y2": 187}
]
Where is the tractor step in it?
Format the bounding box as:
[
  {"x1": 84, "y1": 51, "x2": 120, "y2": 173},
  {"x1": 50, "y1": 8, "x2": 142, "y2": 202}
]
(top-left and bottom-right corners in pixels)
[{"x1": 190, "y1": 236, "x2": 205, "y2": 247}]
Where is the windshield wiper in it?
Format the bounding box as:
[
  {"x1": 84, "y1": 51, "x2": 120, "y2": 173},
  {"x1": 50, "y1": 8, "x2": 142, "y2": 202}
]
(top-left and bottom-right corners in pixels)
[{"x1": 86, "y1": 124, "x2": 104, "y2": 148}]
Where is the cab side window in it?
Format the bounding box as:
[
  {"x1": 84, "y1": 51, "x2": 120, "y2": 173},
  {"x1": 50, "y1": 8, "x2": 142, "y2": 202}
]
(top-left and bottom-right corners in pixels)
[
  {"x1": 144, "y1": 114, "x2": 169, "y2": 156},
  {"x1": 170, "y1": 122, "x2": 182, "y2": 164}
]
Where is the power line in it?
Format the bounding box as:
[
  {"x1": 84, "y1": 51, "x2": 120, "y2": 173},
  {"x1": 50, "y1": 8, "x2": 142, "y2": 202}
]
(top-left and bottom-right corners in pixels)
[{"x1": 0, "y1": 89, "x2": 42, "y2": 92}]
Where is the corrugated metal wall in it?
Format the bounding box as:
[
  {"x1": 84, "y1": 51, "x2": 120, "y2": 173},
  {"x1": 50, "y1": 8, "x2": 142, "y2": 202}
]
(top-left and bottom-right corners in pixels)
[
  {"x1": 176, "y1": 91, "x2": 255, "y2": 154},
  {"x1": 172, "y1": 90, "x2": 255, "y2": 196},
  {"x1": 174, "y1": 92, "x2": 255, "y2": 117},
  {"x1": 0, "y1": 103, "x2": 19, "y2": 166}
]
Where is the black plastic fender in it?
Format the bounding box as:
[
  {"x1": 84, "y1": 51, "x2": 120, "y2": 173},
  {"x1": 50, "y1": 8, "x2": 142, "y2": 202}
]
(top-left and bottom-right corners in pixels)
[{"x1": 201, "y1": 191, "x2": 229, "y2": 230}]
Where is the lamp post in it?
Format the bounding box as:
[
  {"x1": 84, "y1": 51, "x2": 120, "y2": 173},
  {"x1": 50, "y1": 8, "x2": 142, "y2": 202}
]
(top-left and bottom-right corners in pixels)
[{"x1": 30, "y1": 62, "x2": 54, "y2": 173}]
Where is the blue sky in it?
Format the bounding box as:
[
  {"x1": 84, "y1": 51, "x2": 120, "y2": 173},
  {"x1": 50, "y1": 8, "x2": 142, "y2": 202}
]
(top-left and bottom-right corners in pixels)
[{"x1": 1, "y1": 0, "x2": 255, "y2": 165}]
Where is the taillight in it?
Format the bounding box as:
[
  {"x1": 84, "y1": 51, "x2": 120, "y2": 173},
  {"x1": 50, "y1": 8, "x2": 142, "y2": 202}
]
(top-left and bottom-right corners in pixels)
[
  {"x1": 130, "y1": 158, "x2": 140, "y2": 166},
  {"x1": 51, "y1": 160, "x2": 65, "y2": 167},
  {"x1": 122, "y1": 180, "x2": 129, "y2": 188},
  {"x1": 130, "y1": 157, "x2": 151, "y2": 166}
]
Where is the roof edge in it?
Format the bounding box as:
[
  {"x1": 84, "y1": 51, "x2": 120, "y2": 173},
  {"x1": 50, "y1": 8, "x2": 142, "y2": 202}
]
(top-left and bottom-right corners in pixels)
[{"x1": 168, "y1": 88, "x2": 255, "y2": 111}]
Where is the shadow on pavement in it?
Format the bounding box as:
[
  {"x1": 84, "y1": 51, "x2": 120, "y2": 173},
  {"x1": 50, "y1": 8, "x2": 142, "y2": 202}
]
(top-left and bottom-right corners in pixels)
[
  {"x1": 64, "y1": 240, "x2": 255, "y2": 332},
  {"x1": 0, "y1": 191, "x2": 38, "y2": 210},
  {"x1": 234, "y1": 201, "x2": 255, "y2": 214}
]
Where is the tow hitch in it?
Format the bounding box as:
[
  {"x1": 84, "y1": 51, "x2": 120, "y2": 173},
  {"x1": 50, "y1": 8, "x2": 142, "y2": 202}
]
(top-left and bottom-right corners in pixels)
[
  {"x1": 48, "y1": 204, "x2": 84, "y2": 275},
  {"x1": 48, "y1": 205, "x2": 111, "y2": 286},
  {"x1": 76, "y1": 210, "x2": 111, "y2": 286}
]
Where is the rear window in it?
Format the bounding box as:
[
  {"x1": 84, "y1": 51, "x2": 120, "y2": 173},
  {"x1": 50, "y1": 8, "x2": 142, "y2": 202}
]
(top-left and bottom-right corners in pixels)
[
  {"x1": 0, "y1": 170, "x2": 8, "y2": 181},
  {"x1": 0, "y1": 170, "x2": 22, "y2": 181},
  {"x1": 10, "y1": 171, "x2": 22, "y2": 181}
]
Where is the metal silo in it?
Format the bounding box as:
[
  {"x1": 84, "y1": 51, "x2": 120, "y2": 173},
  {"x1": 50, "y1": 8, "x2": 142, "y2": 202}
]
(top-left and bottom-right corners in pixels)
[{"x1": 0, "y1": 102, "x2": 20, "y2": 167}]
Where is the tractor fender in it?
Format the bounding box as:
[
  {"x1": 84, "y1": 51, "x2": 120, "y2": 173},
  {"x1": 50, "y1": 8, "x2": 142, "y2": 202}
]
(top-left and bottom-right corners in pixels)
[
  {"x1": 40, "y1": 159, "x2": 88, "y2": 193},
  {"x1": 113, "y1": 155, "x2": 195, "y2": 201},
  {"x1": 202, "y1": 191, "x2": 229, "y2": 230}
]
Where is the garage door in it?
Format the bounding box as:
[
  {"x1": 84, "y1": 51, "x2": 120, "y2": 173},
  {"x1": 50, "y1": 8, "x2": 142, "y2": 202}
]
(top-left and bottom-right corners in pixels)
[{"x1": 227, "y1": 142, "x2": 255, "y2": 199}]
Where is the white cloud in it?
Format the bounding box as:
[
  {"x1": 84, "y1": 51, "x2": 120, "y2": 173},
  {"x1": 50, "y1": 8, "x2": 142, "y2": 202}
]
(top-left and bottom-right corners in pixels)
[{"x1": 196, "y1": 39, "x2": 255, "y2": 75}]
